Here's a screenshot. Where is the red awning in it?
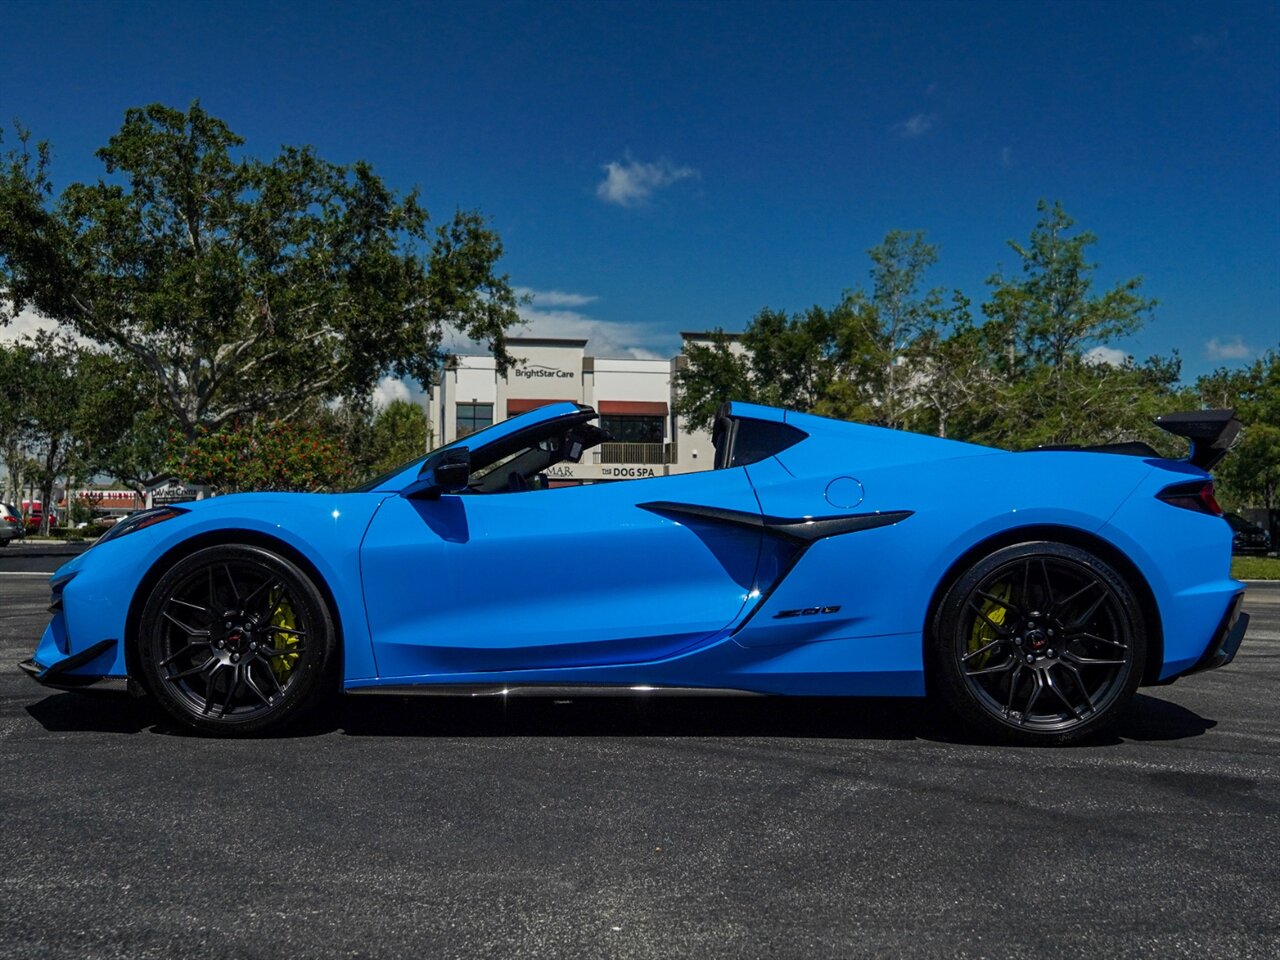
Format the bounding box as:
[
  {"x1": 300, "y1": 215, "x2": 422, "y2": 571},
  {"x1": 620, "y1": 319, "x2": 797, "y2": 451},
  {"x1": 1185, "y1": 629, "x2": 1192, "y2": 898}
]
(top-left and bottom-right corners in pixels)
[
  {"x1": 506, "y1": 398, "x2": 573, "y2": 415},
  {"x1": 596, "y1": 400, "x2": 669, "y2": 416}
]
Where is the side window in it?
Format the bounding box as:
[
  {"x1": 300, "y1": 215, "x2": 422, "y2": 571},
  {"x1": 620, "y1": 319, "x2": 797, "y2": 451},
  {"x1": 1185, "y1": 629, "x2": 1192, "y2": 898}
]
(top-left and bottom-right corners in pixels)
[
  {"x1": 457, "y1": 403, "x2": 494, "y2": 438},
  {"x1": 713, "y1": 417, "x2": 807, "y2": 469}
]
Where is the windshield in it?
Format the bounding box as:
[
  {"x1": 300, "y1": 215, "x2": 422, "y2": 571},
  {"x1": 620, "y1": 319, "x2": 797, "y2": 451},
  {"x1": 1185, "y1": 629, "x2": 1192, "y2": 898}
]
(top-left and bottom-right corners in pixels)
[{"x1": 349, "y1": 415, "x2": 514, "y2": 492}]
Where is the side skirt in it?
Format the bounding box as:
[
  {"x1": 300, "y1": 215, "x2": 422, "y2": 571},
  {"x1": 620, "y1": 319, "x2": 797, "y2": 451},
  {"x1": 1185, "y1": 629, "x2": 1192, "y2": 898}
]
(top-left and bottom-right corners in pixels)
[{"x1": 346, "y1": 683, "x2": 765, "y2": 698}]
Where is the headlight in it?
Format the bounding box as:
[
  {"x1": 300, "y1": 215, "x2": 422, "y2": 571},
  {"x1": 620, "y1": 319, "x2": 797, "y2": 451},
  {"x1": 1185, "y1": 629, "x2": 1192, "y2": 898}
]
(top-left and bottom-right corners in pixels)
[{"x1": 93, "y1": 507, "x2": 189, "y2": 547}]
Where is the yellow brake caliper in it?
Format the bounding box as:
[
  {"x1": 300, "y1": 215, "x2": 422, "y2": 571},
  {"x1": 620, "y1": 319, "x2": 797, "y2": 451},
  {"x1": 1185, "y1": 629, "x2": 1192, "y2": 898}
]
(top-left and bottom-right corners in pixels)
[
  {"x1": 968, "y1": 581, "x2": 1012, "y2": 667},
  {"x1": 267, "y1": 588, "x2": 302, "y2": 683}
]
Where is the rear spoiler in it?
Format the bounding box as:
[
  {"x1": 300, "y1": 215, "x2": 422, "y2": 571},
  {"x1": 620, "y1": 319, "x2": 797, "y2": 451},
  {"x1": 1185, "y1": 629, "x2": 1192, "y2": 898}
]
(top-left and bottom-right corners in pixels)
[{"x1": 1154, "y1": 409, "x2": 1242, "y2": 471}]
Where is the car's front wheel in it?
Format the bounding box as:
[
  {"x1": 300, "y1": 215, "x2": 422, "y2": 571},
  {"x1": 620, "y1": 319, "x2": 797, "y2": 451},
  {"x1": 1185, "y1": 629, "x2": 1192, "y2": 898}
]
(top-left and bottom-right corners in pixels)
[
  {"x1": 137, "y1": 544, "x2": 337, "y2": 736},
  {"x1": 930, "y1": 541, "x2": 1146, "y2": 746}
]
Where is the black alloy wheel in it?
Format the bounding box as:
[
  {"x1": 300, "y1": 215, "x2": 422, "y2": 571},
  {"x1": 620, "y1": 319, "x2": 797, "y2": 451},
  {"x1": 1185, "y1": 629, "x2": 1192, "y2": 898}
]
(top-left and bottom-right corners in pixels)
[
  {"x1": 931, "y1": 541, "x2": 1145, "y2": 745},
  {"x1": 138, "y1": 544, "x2": 336, "y2": 735}
]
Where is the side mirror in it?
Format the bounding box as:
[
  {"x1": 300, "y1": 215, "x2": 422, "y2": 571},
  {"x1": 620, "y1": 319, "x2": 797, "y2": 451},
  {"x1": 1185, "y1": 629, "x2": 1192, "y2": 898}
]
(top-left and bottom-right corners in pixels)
[
  {"x1": 430, "y1": 447, "x2": 472, "y2": 493},
  {"x1": 405, "y1": 446, "x2": 471, "y2": 499}
]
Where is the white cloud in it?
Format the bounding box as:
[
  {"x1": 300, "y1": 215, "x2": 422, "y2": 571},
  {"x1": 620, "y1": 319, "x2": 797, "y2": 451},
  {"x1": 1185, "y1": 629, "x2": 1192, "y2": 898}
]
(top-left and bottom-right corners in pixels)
[
  {"x1": 893, "y1": 113, "x2": 934, "y2": 138},
  {"x1": 596, "y1": 157, "x2": 698, "y2": 207},
  {"x1": 515, "y1": 305, "x2": 669, "y2": 359},
  {"x1": 1084, "y1": 345, "x2": 1129, "y2": 367},
  {"x1": 0, "y1": 306, "x2": 62, "y2": 344},
  {"x1": 513, "y1": 287, "x2": 599, "y2": 308},
  {"x1": 371, "y1": 375, "x2": 411, "y2": 409},
  {"x1": 444, "y1": 287, "x2": 674, "y2": 360},
  {"x1": 1205, "y1": 336, "x2": 1253, "y2": 361}
]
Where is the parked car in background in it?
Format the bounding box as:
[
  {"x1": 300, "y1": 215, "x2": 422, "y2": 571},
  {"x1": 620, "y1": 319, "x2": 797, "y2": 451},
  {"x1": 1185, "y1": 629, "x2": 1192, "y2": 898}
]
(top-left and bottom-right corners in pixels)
[
  {"x1": 20, "y1": 500, "x2": 57, "y2": 532},
  {"x1": 1226, "y1": 513, "x2": 1271, "y2": 556},
  {"x1": 0, "y1": 503, "x2": 21, "y2": 546}
]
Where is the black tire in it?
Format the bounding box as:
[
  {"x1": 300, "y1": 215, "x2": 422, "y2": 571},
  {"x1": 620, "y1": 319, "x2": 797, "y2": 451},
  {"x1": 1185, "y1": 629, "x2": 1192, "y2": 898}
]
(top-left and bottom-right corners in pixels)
[
  {"x1": 137, "y1": 544, "x2": 337, "y2": 736},
  {"x1": 929, "y1": 541, "x2": 1146, "y2": 746}
]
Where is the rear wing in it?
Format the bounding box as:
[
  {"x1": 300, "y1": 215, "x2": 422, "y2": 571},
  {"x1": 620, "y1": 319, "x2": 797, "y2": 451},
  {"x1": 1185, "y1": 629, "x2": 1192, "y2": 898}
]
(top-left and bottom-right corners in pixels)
[{"x1": 1154, "y1": 409, "x2": 1242, "y2": 471}]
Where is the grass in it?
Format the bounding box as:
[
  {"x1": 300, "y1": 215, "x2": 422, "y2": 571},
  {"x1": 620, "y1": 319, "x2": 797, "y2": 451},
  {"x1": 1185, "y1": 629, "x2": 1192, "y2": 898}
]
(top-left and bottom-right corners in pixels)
[{"x1": 1233, "y1": 555, "x2": 1280, "y2": 580}]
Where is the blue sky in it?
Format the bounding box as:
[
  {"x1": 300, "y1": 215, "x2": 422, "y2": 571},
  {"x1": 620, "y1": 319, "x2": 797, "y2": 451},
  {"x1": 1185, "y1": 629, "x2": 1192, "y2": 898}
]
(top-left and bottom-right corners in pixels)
[{"x1": 2, "y1": 0, "x2": 1276, "y2": 379}]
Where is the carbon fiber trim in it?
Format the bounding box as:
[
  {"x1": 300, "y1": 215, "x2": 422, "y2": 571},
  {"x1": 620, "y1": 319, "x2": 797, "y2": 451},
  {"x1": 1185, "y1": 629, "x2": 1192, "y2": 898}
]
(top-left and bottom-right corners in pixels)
[{"x1": 636, "y1": 502, "x2": 913, "y2": 544}]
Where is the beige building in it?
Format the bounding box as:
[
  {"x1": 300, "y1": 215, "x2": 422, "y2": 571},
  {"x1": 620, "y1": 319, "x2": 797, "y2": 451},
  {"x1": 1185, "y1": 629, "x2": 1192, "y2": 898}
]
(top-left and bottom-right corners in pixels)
[{"x1": 427, "y1": 334, "x2": 741, "y2": 482}]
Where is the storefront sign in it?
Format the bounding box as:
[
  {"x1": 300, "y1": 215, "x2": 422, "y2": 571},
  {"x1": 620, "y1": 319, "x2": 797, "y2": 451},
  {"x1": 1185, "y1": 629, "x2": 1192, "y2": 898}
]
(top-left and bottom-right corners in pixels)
[{"x1": 513, "y1": 364, "x2": 576, "y2": 380}]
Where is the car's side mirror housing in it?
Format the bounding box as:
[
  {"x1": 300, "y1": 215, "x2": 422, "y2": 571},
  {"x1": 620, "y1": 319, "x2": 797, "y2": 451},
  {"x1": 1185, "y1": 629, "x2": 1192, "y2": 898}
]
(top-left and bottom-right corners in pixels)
[{"x1": 403, "y1": 447, "x2": 471, "y2": 500}]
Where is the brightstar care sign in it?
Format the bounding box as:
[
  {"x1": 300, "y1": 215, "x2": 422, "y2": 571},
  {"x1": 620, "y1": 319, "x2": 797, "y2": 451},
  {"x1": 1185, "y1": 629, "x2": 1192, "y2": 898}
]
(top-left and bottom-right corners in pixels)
[{"x1": 513, "y1": 364, "x2": 575, "y2": 380}]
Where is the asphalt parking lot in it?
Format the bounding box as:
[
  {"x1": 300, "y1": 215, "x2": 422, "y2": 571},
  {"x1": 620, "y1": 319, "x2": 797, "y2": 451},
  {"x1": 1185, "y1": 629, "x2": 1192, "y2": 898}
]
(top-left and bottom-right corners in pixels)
[{"x1": 1, "y1": 547, "x2": 1277, "y2": 959}]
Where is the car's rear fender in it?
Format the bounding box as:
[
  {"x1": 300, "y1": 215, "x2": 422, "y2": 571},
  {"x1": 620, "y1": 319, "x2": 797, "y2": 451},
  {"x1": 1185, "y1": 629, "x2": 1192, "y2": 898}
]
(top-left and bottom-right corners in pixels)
[
  {"x1": 738, "y1": 450, "x2": 1157, "y2": 672},
  {"x1": 1096, "y1": 464, "x2": 1240, "y2": 679}
]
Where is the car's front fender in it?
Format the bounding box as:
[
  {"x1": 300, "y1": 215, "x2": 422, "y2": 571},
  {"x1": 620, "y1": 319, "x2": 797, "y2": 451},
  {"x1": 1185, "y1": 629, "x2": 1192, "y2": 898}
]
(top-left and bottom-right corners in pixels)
[{"x1": 36, "y1": 492, "x2": 388, "y2": 683}]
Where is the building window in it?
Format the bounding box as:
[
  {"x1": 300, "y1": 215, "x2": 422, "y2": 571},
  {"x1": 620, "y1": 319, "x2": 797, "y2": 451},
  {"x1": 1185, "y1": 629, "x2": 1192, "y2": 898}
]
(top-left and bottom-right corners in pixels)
[
  {"x1": 600, "y1": 414, "x2": 665, "y2": 444},
  {"x1": 457, "y1": 403, "x2": 494, "y2": 438},
  {"x1": 598, "y1": 414, "x2": 667, "y2": 464}
]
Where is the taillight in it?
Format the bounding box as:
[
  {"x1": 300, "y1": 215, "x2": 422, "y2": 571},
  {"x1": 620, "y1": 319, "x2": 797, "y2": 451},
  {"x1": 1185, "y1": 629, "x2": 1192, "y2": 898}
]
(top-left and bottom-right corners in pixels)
[{"x1": 1157, "y1": 480, "x2": 1223, "y2": 517}]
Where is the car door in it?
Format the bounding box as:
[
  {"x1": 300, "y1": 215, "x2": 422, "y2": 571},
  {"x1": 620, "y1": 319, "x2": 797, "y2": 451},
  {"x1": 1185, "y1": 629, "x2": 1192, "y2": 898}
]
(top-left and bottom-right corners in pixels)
[{"x1": 359, "y1": 467, "x2": 765, "y2": 679}]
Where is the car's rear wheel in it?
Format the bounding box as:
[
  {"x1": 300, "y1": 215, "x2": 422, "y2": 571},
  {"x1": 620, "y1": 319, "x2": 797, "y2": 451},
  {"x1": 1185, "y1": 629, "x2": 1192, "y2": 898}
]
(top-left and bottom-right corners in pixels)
[
  {"x1": 137, "y1": 544, "x2": 336, "y2": 736},
  {"x1": 930, "y1": 541, "x2": 1145, "y2": 746}
]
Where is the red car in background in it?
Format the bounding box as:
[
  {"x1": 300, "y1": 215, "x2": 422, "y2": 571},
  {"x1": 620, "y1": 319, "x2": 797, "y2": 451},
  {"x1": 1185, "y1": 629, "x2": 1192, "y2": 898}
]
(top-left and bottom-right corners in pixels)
[{"x1": 20, "y1": 500, "x2": 58, "y2": 532}]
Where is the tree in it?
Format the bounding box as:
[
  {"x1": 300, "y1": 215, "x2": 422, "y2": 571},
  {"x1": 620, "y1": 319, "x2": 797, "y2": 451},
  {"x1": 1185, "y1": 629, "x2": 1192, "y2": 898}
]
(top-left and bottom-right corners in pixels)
[
  {"x1": 164, "y1": 419, "x2": 351, "y2": 494},
  {"x1": 0, "y1": 333, "x2": 84, "y2": 534},
  {"x1": 967, "y1": 352, "x2": 1186, "y2": 450},
  {"x1": 1199, "y1": 349, "x2": 1280, "y2": 510},
  {"x1": 72, "y1": 355, "x2": 173, "y2": 495},
  {"x1": 906, "y1": 300, "x2": 993, "y2": 439},
  {"x1": 855, "y1": 231, "x2": 950, "y2": 429},
  {"x1": 974, "y1": 201, "x2": 1175, "y2": 448},
  {"x1": 672, "y1": 330, "x2": 755, "y2": 432},
  {"x1": 0, "y1": 341, "x2": 26, "y2": 502},
  {"x1": 0, "y1": 102, "x2": 524, "y2": 438},
  {"x1": 984, "y1": 201, "x2": 1154, "y2": 378},
  {"x1": 738, "y1": 305, "x2": 850, "y2": 412},
  {"x1": 364, "y1": 399, "x2": 431, "y2": 475},
  {"x1": 673, "y1": 231, "x2": 951, "y2": 432}
]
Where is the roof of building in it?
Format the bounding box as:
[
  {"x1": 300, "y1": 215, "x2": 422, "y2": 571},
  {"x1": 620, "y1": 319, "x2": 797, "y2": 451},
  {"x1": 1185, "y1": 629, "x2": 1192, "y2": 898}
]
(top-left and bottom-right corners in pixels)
[
  {"x1": 680, "y1": 331, "x2": 743, "y2": 342},
  {"x1": 506, "y1": 337, "x2": 589, "y2": 348}
]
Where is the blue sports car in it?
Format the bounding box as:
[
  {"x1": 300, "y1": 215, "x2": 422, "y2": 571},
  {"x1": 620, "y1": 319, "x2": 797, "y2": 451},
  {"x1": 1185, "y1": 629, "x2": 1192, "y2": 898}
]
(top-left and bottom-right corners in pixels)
[{"x1": 20, "y1": 401, "x2": 1249, "y2": 744}]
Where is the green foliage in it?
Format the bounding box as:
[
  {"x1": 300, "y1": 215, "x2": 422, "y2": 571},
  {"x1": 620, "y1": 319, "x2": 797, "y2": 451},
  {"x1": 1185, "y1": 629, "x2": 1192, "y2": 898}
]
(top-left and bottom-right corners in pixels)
[
  {"x1": 1199, "y1": 350, "x2": 1280, "y2": 509},
  {"x1": 1, "y1": 334, "x2": 83, "y2": 532},
  {"x1": 673, "y1": 233, "x2": 955, "y2": 433},
  {"x1": 984, "y1": 201, "x2": 1154, "y2": 370},
  {"x1": 164, "y1": 419, "x2": 351, "y2": 493},
  {"x1": 973, "y1": 201, "x2": 1164, "y2": 447},
  {"x1": 740, "y1": 305, "x2": 844, "y2": 411},
  {"x1": 0, "y1": 102, "x2": 522, "y2": 437},
  {"x1": 675, "y1": 231, "x2": 963, "y2": 433},
  {"x1": 364, "y1": 399, "x2": 431, "y2": 475},
  {"x1": 672, "y1": 331, "x2": 755, "y2": 432},
  {"x1": 905, "y1": 306, "x2": 992, "y2": 439},
  {"x1": 675, "y1": 202, "x2": 1183, "y2": 457},
  {"x1": 69, "y1": 495, "x2": 97, "y2": 526},
  {"x1": 858, "y1": 230, "x2": 949, "y2": 429}
]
